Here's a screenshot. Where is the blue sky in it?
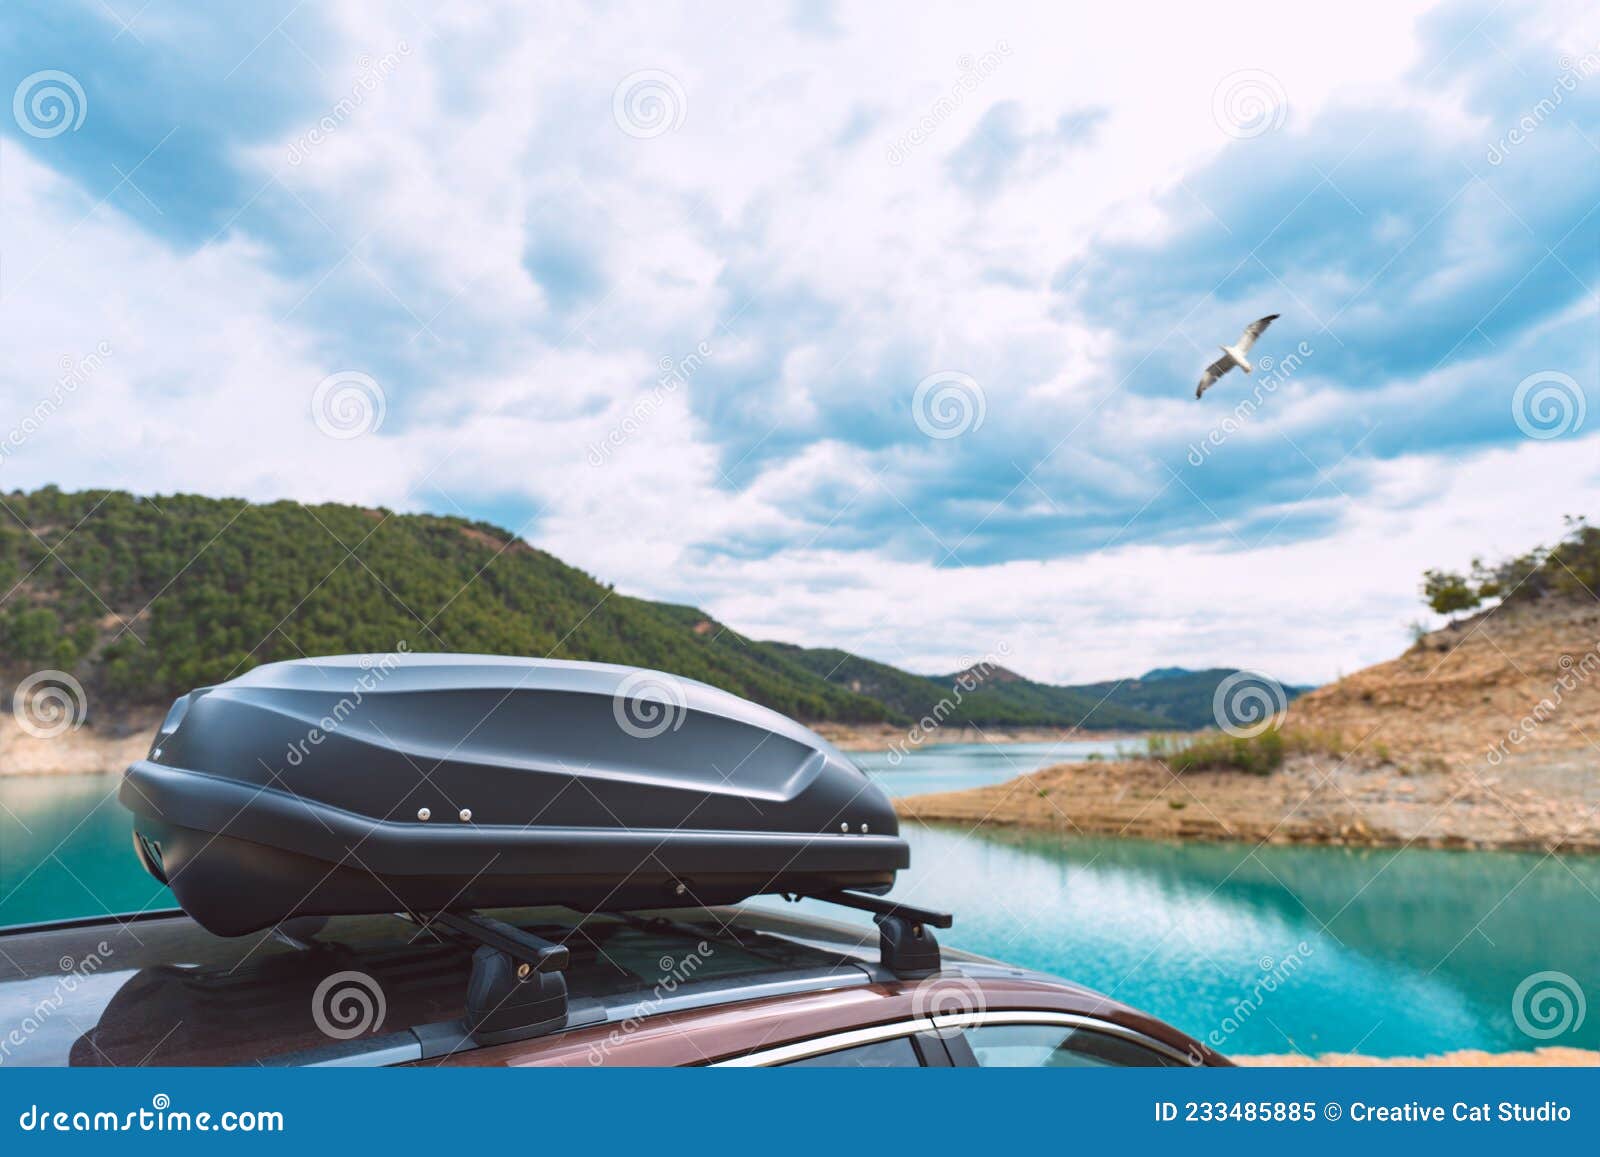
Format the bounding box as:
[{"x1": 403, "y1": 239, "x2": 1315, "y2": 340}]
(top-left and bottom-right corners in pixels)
[{"x1": 1, "y1": 0, "x2": 1597, "y2": 684}]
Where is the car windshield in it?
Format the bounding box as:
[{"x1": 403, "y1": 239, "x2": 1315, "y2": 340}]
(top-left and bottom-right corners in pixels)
[{"x1": 0, "y1": 907, "x2": 861, "y2": 1067}]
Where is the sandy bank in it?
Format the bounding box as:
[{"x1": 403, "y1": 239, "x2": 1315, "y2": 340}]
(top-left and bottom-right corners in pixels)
[
  {"x1": 0, "y1": 712, "x2": 161, "y2": 777},
  {"x1": 894, "y1": 753, "x2": 1600, "y2": 853}
]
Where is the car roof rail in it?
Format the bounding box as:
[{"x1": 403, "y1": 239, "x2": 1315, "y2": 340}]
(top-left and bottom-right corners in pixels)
[{"x1": 800, "y1": 890, "x2": 954, "y2": 979}]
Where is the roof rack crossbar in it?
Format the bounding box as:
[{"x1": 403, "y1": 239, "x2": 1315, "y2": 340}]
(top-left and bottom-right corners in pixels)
[
  {"x1": 808, "y1": 890, "x2": 952, "y2": 979},
  {"x1": 813, "y1": 890, "x2": 953, "y2": 929},
  {"x1": 432, "y1": 910, "x2": 569, "y2": 972}
]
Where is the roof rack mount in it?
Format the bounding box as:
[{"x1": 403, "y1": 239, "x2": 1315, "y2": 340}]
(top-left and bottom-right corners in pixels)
[
  {"x1": 429, "y1": 910, "x2": 578, "y2": 1047},
  {"x1": 808, "y1": 890, "x2": 953, "y2": 980}
]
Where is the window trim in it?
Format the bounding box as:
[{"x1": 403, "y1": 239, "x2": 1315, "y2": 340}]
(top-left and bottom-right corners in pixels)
[
  {"x1": 714, "y1": 1018, "x2": 938, "y2": 1067},
  {"x1": 718, "y1": 1010, "x2": 1199, "y2": 1068},
  {"x1": 933, "y1": 1010, "x2": 1199, "y2": 1066}
]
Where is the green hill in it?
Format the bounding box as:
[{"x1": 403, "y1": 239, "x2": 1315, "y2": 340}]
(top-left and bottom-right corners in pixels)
[
  {"x1": 0, "y1": 487, "x2": 884, "y2": 723},
  {"x1": 0, "y1": 487, "x2": 1294, "y2": 732}
]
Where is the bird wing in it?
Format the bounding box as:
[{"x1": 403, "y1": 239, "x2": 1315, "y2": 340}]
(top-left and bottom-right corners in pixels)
[
  {"x1": 1235, "y1": 313, "x2": 1279, "y2": 353},
  {"x1": 1196, "y1": 353, "x2": 1235, "y2": 398}
]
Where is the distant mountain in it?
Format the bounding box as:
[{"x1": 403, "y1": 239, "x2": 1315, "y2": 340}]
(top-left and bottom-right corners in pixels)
[
  {"x1": 0, "y1": 487, "x2": 1296, "y2": 734},
  {"x1": 1138, "y1": 666, "x2": 1195, "y2": 682},
  {"x1": 1071, "y1": 668, "x2": 1315, "y2": 731},
  {"x1": 768, "y1": 645, "x2": 1170, "y2": 730},
  {"x1": 945, "y1": 663, "x2": 1027, "y2": 685}
]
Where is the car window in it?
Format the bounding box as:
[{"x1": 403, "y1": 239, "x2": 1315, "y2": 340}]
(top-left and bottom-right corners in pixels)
[
  {"x1": 963, "y1": 1022, "x2": 1180, "y2": 1068},
  {"x1": 779, "y1": 1035, "x2": 924, "y2": 1068}
]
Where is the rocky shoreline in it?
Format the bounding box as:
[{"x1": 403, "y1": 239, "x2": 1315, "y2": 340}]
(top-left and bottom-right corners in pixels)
[
  {"x1": 0, "y1": 712, "x2": 163, "y2": 777},
  {"x1": 894, "y1": 753, "x2": 1600, "y2": 854}
]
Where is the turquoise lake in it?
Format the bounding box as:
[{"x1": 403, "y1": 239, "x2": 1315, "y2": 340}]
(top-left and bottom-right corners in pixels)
[{"x1": 3, "y1": 742, "x2": 1596, "y2": 1058}]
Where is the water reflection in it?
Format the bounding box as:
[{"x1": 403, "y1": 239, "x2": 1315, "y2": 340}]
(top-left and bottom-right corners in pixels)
[{"x1": 886, "y1": 824, "x2": 1598, "y2": 1056}]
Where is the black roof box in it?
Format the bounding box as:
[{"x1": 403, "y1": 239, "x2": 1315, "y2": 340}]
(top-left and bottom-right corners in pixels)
[{"x1": 120, "y1": 654, "x2": 906, "y2": 936}]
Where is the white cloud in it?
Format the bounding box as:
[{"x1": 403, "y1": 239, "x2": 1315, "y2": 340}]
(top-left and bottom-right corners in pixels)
[{"x1": 2, "y1": 0, "x2": 1593, "y2": 692}]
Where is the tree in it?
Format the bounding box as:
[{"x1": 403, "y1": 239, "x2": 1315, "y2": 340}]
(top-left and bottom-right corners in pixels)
[{"x1": 1421, "y1": 569, "x2": 1480, "y2": 619}]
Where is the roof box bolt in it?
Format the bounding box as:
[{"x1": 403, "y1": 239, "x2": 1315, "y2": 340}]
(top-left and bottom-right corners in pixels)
[
  {"x1": 459, "y1": 808, "x2": 473, "y2": 822},
  {"x1": 839, "y1": 822, "x2": 849, "y2": 833},
  {"x1": 417, "y1": 807, "x2": 431, "y2": 822},
  {"x1": 673, "y1": 881, "x2": 688, "y2": 896},
  {"x1": 860, "y1": 823, "x2": 869, "y2": 834}
]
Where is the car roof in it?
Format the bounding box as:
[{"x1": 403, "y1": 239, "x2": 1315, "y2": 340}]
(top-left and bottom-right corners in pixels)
[{"x1": 0, "y1": 904, "x2": 1201, "y2": 1068}]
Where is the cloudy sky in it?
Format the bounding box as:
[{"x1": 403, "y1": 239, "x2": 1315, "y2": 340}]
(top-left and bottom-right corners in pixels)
[{"x1": 1, "y1": 0, "x2": 1597, "y2": 686}]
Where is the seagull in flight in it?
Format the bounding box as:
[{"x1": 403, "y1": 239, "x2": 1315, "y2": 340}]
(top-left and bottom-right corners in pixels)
[{"x1": 1195, "y1": 314, "x2": 1279, "y2": 399}]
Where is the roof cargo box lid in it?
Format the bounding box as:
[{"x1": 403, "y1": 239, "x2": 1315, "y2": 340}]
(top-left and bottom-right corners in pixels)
[{"x1": 121, "y1": 654, "x2": 907, "y2": 936}]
